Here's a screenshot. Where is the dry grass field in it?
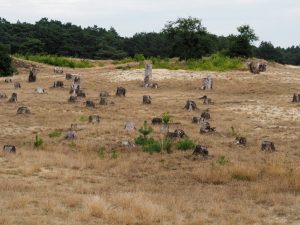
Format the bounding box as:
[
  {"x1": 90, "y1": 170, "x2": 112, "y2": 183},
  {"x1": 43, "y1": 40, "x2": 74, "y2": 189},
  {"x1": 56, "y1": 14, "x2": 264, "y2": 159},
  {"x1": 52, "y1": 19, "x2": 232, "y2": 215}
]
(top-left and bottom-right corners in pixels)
[{"x1": 0, "y1": 59, "x2": 300, "y2": 225}]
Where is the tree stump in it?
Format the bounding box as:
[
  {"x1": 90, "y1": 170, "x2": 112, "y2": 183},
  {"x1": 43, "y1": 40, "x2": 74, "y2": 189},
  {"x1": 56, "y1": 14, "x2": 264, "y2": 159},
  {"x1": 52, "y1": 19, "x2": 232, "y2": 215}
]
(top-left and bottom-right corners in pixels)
[
  {"x1": 199, "y1": 95, "x2": 213, "y2": 104},
  {"x1": 17, "y1": 106, "x2": 30, "y2": 114},
  {"x1": 54, "y1": 67, "x2": 63, "y2": 74},
  {"x1": 261, "y1": 141, "x2": 275, "y2": 152},
  {"x1": 201, "y1": 76, "x2": 213, "y2": 90},
  {"x1": 3, "y1": 145, "x2": 16, "y2": 153},
  {"x1": 65, "y1": 130, "x2": 76, "y2": 140},
  {"x1": 89, "y1": 115, "x2": 100, "y2": 123},
  {"x1": 0, "y1": 92, "x2": 7, "y2": 99},
  {"x1": 116, "y1": 87, "x2": 126, "y2": 96},
  {"x1": 200, "y1": 121, "x2": 216, "y2": 133},
  {"x1": 28, "y1": 67, "x2": 37, "y2": 82},
  {"x1": 68, "y1": 95, "x2": 77, "y2": 103},
  {"x1": 192, "y1": 117, "x2": 203, "y2": 124},
  {"x1": 53, "y1": 81, "x2": 64, "y2": 88},
  {"x1": 201, "y1": 110, "x2": 211, "y2": 120},
  {"x1": 70, "y1": 124, "x2": 77, "y2": 131},
  {"x1": 4, "y1": 78, "x2": 12, "y2": 83},
  {"x1": 235, "y1": 137, "x2": 247, "y2": 146},
  {"x1": 152, "y1": 117, "x2": 162, "y2": 125},
  {"x1": 160, "y1": 124, "x2": 169, "y2": 134},
  {"x1": 193, "y1": 145, "x2": 208, "y2": 156},
  {"x1": 77, "y1": 90, "x2": 86, "y2": 98},
  {"x1": 86, "y1": 100, "x2": 95, "y2": 108},
  {"x1": 167, "y1": 129, "x2": 186, "y2": 139},
  {"x1": 184, "y1": 100, "x2": 197, "y2": 111},
  {"x1": 248, "y1": 62, "x2": 267, "y2": 74},
  {"x1": 143, "y1": 95, "x2": 151, "y2": 104},
  {"x1": 124, "y1": 121, "x2": 135, "y2": 131},
  {"x1": 36, "y1": 87, "x2": 45, "y2": 94},
  {"x1": 8, "y1": 93, "x2": 17, "y2": 103},
  {"x1": 292, "y1": 93, "x2": 300, "y2": 103},
  {"x1": 144, "y1": 64, "x2": 152, "y2": 87},
  {"x1": 70, "y1": 76, "x2": 81, "y2": 94},
  {"x1": 14, "y1": 82, "x2": 21, "y2": 89}
]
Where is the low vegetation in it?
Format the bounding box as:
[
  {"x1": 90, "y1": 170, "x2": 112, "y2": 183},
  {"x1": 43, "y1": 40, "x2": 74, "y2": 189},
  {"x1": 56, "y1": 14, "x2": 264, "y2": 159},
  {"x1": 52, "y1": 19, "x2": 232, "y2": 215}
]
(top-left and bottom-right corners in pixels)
[
  {"x1": 14, "y1": 54, "x2": 94, "y2": 68},
  {"x1": 176, "y1": 139, "x2": 195, "y2": 150}
]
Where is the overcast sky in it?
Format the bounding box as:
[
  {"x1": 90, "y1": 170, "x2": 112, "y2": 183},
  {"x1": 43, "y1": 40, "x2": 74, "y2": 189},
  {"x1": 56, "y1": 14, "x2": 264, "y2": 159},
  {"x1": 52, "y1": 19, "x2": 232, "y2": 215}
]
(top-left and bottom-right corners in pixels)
[{"x1": 0, "y1": 0, "x2": 299, "y2": 48}]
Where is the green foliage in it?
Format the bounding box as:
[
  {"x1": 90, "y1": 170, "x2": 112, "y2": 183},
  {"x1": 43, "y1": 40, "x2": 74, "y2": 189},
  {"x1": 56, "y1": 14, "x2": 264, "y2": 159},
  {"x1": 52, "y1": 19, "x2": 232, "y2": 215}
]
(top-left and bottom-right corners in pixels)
[
  {"x1": 143, "y1": 139, "x2": 161, "y2": 153},
  {"x1": 79, "y1": 115, "x2": 88, "y2": 122},
  {"x1": 68, "y1": 141, "x2": 76, "y2": 148},
  {"x1": 176, "y1": 139, "x2": 195, "y2": 151},
  {"x1": 111, "y1": 150, "x2": 119, "y2": 159},
  {"x1": 49, "y1": 129, "x2": 62, "y2": 138},
  {"x1": 0, "y1": 44, "x2": 14, "y2": 77},
  {"x1": 161, "y1": 138, "x2": 172, "y2": 153},
  {"x1": 34, "y1": 135, "x2": 43, "y2": 148},
  {"x1": 138, "y1": 121, "x2": 153, "y2": 138},
  {"x1": 216, "y1": 156, "x2": 230, "y2": 166},
  {"x1": 14, "y1": 54, "x2": 94, "y2": 68},
  {"x1": 162, "y1": 112, "x2": 171, "y2": 125},
  {"x1": 230, "y1": 126, "x2": 240, "y2": 137},
  {"x1": 97, "y1": 147, "x2": 106, "y2": 159}
]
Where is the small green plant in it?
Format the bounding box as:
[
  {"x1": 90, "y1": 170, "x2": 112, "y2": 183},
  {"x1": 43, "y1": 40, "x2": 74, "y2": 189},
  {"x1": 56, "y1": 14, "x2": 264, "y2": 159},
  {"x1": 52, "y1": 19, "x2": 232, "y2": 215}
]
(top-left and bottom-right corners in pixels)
[
  {"x1": 161, "y1": 138, "x2": 172, "y2": 153},
  {"x1": 230, "y1": 126, "x2": 240, "y2": 137},
  {"x1": 176, "y1": 139, "x2": 195, "y2": 151},
  {"x1": 216, "y1": 156, "x2": 230, "y2": 166},
  {"x1": 48, "y1": 129, "x2": 62, "y2": 138},
  {"x1": 135, "y1": 121, "x2": 153, "y2": 145},
  {"x1": 97, "y1": 147, "x2": 105, "y2": 159},
  {"x1": 143, "y1": 139, "x2": 161, "y2": 153},
  {"x1": 34, "y1": 135, "x2": 43, "y2": 148},
  {"x1": 111, "y1": 150, "x2": 119, "y2": 159},
  {"x1": 69, "y1": 141, "x2": 76, "y2": 148},
  {"x1": 79, "y1": 115, "x2": 88, "y2": 122},
  {"x1": 162, "y1": 112, "x2": 171, "y2": 125}
]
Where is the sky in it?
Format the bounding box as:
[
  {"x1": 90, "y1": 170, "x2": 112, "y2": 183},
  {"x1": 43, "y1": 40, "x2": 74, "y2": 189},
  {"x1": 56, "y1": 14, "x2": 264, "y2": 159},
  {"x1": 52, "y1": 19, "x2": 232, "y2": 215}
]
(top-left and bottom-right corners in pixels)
[{"x1": 0, "y1": 0, "x2": 299, "y2": 48}]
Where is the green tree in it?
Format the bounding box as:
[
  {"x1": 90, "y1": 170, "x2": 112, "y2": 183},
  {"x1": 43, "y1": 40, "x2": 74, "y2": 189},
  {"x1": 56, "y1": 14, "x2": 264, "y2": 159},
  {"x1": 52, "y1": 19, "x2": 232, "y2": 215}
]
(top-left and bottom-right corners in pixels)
[
  {"x1": 0, "y1": 44, "x2": 13, "y2": 77},
  {"x1": 256, "y1": 41, "x2": 283, "y2": 63},
  {"x1": 163, "y1": 17, "x2": 215, "y2": 59}
]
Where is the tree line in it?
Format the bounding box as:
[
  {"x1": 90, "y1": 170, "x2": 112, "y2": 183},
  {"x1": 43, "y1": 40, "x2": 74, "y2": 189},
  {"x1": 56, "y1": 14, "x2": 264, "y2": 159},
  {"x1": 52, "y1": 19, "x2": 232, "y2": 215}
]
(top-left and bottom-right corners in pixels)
[{"x1": 1, "y1": 17, "x2": 300, "y2": 76}]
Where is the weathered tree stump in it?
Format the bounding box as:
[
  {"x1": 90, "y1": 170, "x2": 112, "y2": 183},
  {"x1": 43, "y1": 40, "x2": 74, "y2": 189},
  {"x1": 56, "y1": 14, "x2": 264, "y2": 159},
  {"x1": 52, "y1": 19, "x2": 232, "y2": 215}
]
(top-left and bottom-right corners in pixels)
[
  {"x1": 201, "y1": 76, "x2": 213, "y2": 90},
  {"x1": 124, "y1": 121, "x2": 135, "y2": 131},
  {"x1": 8, "y1": 93, "x2": 17, "y2": 102},
  {"x1": 4, "y1": 78, "x2": 12, "y2": 83},
  {"x1": 0, "y1": 92, "x2": 7, "y2": 99},
  {"x1": 167, "y1": 129, "x2": 186, "y2": 139},
  {"x1": 193, "y1": 145, "x2": 208, "y2": 156},
  {"x1": 143, "y1": 95, "x2": 151, "y2": 104},
  {"x1": 89, "y1": 115, "x2": 100, "y2": 123},
  {"x1": 36, "y1": 87, "x2": 45, "y2": 94},
  {"x1": 292, "y1": 93, "x2": 300, "y2": 103},
  {"x1": 65, "y1": 130, "x2": 76, "y2": 140},
  {"x1": 100, "y1": 91, "x2": 109, "y2": 98},
  {"x1": 184, "y1": 100, "x2": 197, "y2": 111},
  {"x1": 192, "y1": 117, "x2": 203, "y2": 124},
  {"x1": 144, "y1": 64, "x2": 152, "y2": 87},
  {"x1": 17, "y1": 106, "x2": 30, "y2": 114},
  {"x1": 54, "y1": 67, "x2": 63, "y2": 74},
  {"x1": 200, "y1": 121, "x2": 216, "y2": 133},
  {"x1": 70, "y1": 124, "x2": 77, "y2": 131},
  {"x1": 86, "y1": 100, "x2": 95, "y2": 108},
  {"x1": 70, "y1": 76, "x2": 81, "y2": 94},
  {"x1": 77, "y1": 90, "x2": 86, "y2": 98},
  {"x1": 65, "y1": 73, "x2": 73, "y2": 80},
  {"x1": 248, "y1": 62, "x2": 267, "y2": 74},
  {"x1": 261, "y1": 141, "x2": 275, "y2": 152},
  {"x1": 99, "y1": 97, "x2": 108, "y2": 105},
  {"x1": 116, "y1": 87, "x2": 126, "y2": 96},
  {"x1": 28, "y1": 67, "x2": 37, "y2": 82},
  {"x1": 53, "y1": 81, "x2": 64, "y2": 88},
  {"x1": 199, "y1": 95, "x2": 213, "y2": 105},
  {"x1": 68, "y1": 95, "x2": 77, "y2": 103},
  {"x1": 160, "y1": 124, "x2": 169, "y2": 134},
  {"x1": 3, "y1": 145, "x2": 16, "y2": 153},
  {"x1": 235, "y1": 137, "x2": 247, "y2": 146},
  {"x1": 14, "y1": 82, "x2": 21, "y2": 89},
  {"x1": 201, "y1": 110, "x2": 211, "y2": 120},
  {"x1": 152, "y1": 117, "x2": 162, "y2": 125}
]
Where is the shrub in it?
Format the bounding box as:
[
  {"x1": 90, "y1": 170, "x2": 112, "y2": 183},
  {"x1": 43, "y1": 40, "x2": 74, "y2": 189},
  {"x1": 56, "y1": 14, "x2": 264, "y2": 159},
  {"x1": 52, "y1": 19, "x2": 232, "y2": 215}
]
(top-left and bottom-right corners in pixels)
[
  {"x1": 138, "y1": 121, "x2": 153, "y2": 139},
  {"x1": 34, "y1": 135, "x2": 43, "y2": 148},
  {"x1": 176, "y1": 139, "x2": 195, "y2": 151},
  {"x1": 143, "y1": 139, "x2": 161, "y2": 153},
  {"x1": 161, "y1": 138, "x2": 172, "y2": 153},
  {"x1": 97, "y1": 147, "x2": 105, "y2": 159},
  {"x1": 0, "y1": 44, "x2": 14, "y2": 77},
  {"x1": 162, "y1": 112, "x2": 171, "y2": 125},
  {"x1": 49, "y1": 129, "x2": 62, "y2": 138},
  {"x1": 79, "y1": 115, "x2": 88, "y2": 122},
  {"x1": 111, "y1": 150, "x2": 119, "y2": 159}
]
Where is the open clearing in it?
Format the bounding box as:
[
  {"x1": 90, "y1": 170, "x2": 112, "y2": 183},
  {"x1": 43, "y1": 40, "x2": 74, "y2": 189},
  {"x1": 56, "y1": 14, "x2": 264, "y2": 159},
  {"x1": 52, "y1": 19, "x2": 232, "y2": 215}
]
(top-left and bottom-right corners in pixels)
[{"x1": 0, "y1": 61, "x2": 300, "y2": 225}]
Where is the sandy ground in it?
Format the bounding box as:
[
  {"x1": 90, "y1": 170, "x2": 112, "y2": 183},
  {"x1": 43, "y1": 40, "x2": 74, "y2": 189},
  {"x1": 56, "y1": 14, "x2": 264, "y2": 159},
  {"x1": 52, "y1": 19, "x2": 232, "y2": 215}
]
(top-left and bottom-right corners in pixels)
[{"x1": 0, "y1": 60, "x2": 300, "y2": 225}]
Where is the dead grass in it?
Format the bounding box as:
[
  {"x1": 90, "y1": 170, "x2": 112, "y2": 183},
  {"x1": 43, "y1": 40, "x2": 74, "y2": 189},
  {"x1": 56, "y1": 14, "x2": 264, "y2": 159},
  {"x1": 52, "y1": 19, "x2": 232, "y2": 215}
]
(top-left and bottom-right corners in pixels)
[{"x1": 0, "y1": 62, "x2": 300, "y2": 224}]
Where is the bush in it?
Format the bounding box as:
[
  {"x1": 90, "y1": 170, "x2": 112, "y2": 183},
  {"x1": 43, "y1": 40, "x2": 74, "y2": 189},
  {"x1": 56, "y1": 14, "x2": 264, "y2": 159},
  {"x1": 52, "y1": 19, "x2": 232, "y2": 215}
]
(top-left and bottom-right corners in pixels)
[
  {"x1": 162, "y1": 112, "x2": 171, "y2": 125},
  {"x1": 97, "y1": 147, "x2": 105, "y2": 159},
  {"x1": 79, "y1": 115, "x2": 88, "y2": 122},
  {"x1": 143, "y1": 139, "x2": 161, "y2": 153},
  {"x1": 0, "y1": 45, "x2": 14, "y2": 77},
  {"x1": 14, "y1": 54, "x2": 94, "y2": 68},
  {"x1": 161, "y1": 138, "x2": 172, "y2": 153},
  {"x1": 49, "y1": 129, "x2": 62, "y2": 138},
  {"x1": 34, "y1": 135, "x2": 43, "y2": 148},
  {"x1": 216, "y1": 156, "x2": 230, "y2": 166},
  {"x1": 176, "y1": 139, "x2": 195, "y2": 151}
]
